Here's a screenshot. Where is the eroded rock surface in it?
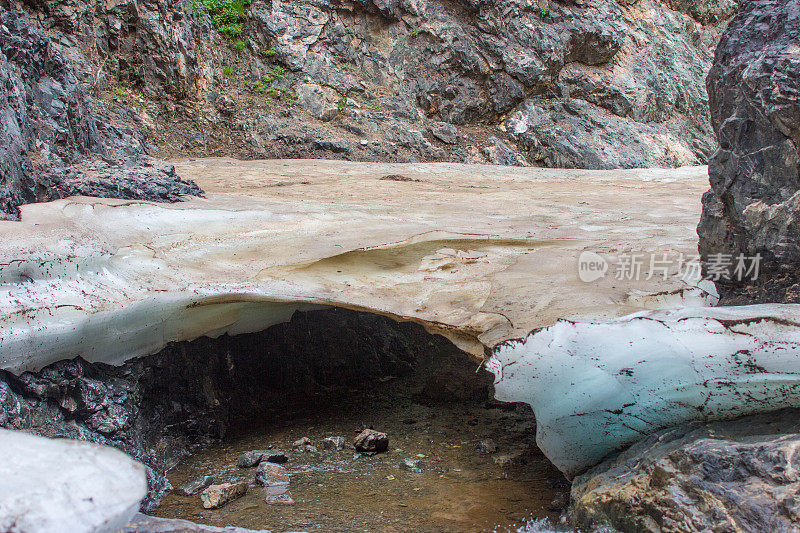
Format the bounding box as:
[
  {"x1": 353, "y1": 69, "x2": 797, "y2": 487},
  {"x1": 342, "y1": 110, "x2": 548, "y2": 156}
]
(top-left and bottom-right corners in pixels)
[
  {"x1": 1, "y1": 0, "x2": 735, "y2": 182},
  {"x1": 571, "y1": 408, "x2": 800, "y2": 532},
  {"x1": 0, "y1": 7, "x2": 202, "y2": 219},
  {"x1": 698, "y1": 0, "x2": 800, "y2": 301}
]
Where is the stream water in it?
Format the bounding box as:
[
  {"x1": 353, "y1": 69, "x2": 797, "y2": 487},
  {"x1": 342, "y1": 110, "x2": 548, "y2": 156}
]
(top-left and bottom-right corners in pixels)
[{"x1": 152, "y1": 363, "x2": 568, "y2": 532}]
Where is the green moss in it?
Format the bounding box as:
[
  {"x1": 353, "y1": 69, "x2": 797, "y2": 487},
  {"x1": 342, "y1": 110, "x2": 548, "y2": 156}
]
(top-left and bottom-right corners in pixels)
[
  {"x1": 233, "y1": 39, "x2": 246, "y2": 51},
  {"x1": 263, "y1": 47, "x2": 277, "y2": 58},
  {"x1": 223, "y1": 65, "x2": 233, "y2": 76}
]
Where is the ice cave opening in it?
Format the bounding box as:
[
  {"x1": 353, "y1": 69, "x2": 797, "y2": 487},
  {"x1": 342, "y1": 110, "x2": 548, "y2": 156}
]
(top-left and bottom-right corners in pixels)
[{"x1": 1, "y1": 307, "x2": 568, "y2": 532}]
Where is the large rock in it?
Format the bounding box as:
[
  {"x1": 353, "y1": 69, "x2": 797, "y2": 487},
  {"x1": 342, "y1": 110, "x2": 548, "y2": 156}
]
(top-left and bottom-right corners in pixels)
[
  {"x1": 571, "y1": 409, "x2": 800, "y2": 532},
  {"x1": 0, "y1": 6, "x2": 202, "y2": 219},
  {"x1": 121, "y1": 513, "x2": 270, "y2": 532},
  {"x1": 698, "y1": 0, "x2": 800, "y2": 298},
  {"x1": 0, "y1": 429, "x2": 147, "y2": 533}
]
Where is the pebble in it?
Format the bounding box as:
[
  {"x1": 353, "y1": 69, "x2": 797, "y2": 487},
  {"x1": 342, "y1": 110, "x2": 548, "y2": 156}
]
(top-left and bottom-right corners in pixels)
[
  {"x1": 175, "y1": 475, "x2": 214, "y2": 496},
  {"x1": 493, "y1": 448, "x2": 528, "y2": 467},
  {"x1": 354, "y1": 429, "x2": 389, "y2": 455},
  {"x1": 293, "y1": 437, "x2": 318, "y2": 453},
  {"x1": 200, "y1": 482, "x2": 248, "y2": 509},
  {"x1": 322, "y1": 436, "x2": 347, "y2": 450},
  {"x1": 475, "y1": 439, "x2": 498, "y2": 454},
  {"x1": 237, "y1": 450, "x2": 288, "y2": 468},
  {"x1": 400, "y1": 458, "x2": 425, "y2": 473},
  {"x1": 256, "y1": 462, "x2": 290, "y2": 487}
]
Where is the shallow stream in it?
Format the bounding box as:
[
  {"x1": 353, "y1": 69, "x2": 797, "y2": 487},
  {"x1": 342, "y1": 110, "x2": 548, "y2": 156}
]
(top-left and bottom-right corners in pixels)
[{"x1": 153, "y1": 361, "x2": 567, "y2": 532}]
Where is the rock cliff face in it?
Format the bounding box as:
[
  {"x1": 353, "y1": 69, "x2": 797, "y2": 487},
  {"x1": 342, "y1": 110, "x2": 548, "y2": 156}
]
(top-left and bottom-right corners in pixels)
[
  {"x1": 0, "y1": 6, "x2": 202, "y2": 220},
  {"x1": 698, "y1": 0, "x2": 800, "y2": 302},
  {"x1": 3, "y1": 0, "x2": 733, "y2": 189}
]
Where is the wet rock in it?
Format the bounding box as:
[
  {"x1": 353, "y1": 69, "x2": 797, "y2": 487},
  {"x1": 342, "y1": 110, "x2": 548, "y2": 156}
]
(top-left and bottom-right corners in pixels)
[
  {"x1": 264, "y1": 487, "x2": 295, "y2": 505},
  {"x1": 200, "y1": 482, "x2": 248, "y2": 509},
  {"x1": 571, "y1": 409, "x2": 800, "y2": 532},
  {"x1": 493, "y1": 448, "x2": 528, "y2": 467},
  {"x1": 475, "y1": 439, "x2": 498, "y2": 455},
  {"x1": 237, "y1": 450, "x2": 288, "y2": 468},
  {"x1": 238, "y1": 450, "x2": 268, "y2": 468},
  {"x1": 292, "y1": 436, "x2": 318, "y2": 453},
  {"x1": 122, "y1": 513, "x2": 271, "y2": 532},
  {"x1": 322, "y1": 436, "x2": 346, "y2": 451},
  {"x1": 175, "y1": 475, "x2": 214, "y2": 496},
  {"x1": 264, "y1": 492, "x2": 294, "y2": 505},
  {"x1": 256, "y1": 462, "x2": 289, "y2": 487},
  {"x1": 698, "y1": 0, "x2": 800, "y2": 299},
  {"x1": 400, "y1": 458, "x2": 425, "y2": 473},
  {"x1": 354, "y1": 429, "x2": 389, "y2": 455}
]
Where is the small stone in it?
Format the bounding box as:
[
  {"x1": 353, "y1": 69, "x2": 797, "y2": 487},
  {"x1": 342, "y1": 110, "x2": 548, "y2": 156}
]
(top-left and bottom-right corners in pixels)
[
  {"x1": 256, "y1": 462, "x2": 290, "y2": 487},
  {"x1": 322, "y1": 436, "x2": 346, "y2": 450},
  {"x1": 292, "y1": 437, "x2": 317, "y2": 453},
  {"x1": 175, "y1": 475, "x2": 214, "y2": 496},
  {"x1": 354, "y1": 429, "x2": 389, "y2": 455},
  {"x1": 293, "y1": 437, "x2": 311, "y2": 449},
  {"x1": 475, "y1": 439, "x2": 498, "y2": 454},
  {"x1": 200, "y1": 482, "x2": 248, "y2": 509},
  {"x1": 400, "y1": 458, "x2": 425, "y2": 473},
  {"x1": 493, "y1": 448, "x2": 528, "y2": 467},
  {"x1": 264, "y1": 491, "x2": 295, "y2": 505},
  {"x1": 237, "y1": 450, "x2": 288, "y2": 467}
]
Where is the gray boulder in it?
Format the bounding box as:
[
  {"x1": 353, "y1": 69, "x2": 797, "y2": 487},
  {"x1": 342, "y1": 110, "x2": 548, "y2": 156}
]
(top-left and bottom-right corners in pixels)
[
  {"x1": 698, "y1": 0, "x2": 800, "y2": 299},
  {"x1": 571, "y1": 409, "x2": 800, "y2": 532}
]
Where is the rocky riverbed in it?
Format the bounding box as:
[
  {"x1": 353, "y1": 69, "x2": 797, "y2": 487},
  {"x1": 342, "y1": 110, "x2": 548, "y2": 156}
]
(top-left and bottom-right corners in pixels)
[{"x1": 153, "y1": 365, "x2": 567, "y2": 532}]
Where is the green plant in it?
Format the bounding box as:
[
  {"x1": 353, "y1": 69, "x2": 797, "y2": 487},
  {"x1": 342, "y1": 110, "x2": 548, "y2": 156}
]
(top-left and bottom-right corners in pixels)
[
  {"x1": 409, "y1": 27, "x2": 419, "y2": 37},
  {"x1": 260, "y1": 65, "x2": 287, "y2": 83},
  {"x1": 370, "y1": 103, "x2": 382, "y2": 112},
  {"x1": 265, "y1": 88, "x2": 281, "y2": 98},
  {"x1": 223, "y1": 65, "x2": 233, "y2": 76},
  {"x1": 112, "y1": 86, "x2": 126, "y2": 97},
  {"x1": 233, "y1": 38, "x2": 246, "y2": 51},
  {"x1": 539, "y1": 5, "x2": 549, "y2": 18},
  {"x1": 337, "y1": 97, "x2": 347, "y2": 111},
  {"x1": 263, "y1": 47, "x2": 277, "y2": 58},
  {"x1": 251, "y1": 80, "x2": 267, "y2": 92},
  {"x1": 193, "y1": 0, "x2": 249, "y2": 39}
]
